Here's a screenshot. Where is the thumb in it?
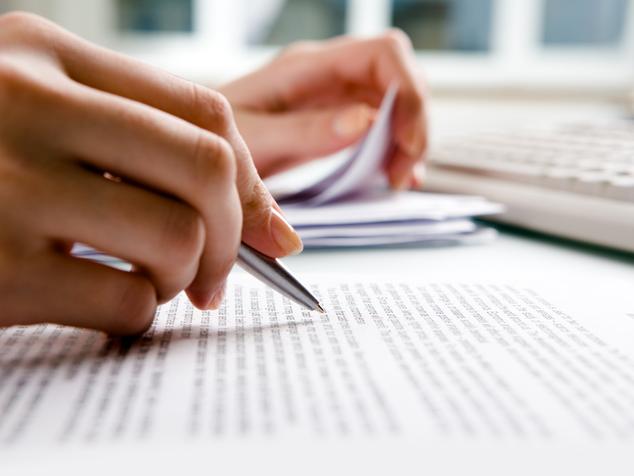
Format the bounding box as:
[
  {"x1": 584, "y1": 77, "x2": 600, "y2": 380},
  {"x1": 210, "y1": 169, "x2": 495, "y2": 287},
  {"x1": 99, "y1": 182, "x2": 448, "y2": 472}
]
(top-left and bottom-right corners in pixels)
[
  {"x1": 237, "y1": 103, "x2": 376, "y2": 174},
  {"x1": 231, "y1": 105, "x2": 375, "y2": 259},
  {"x1": 231, "y1": 131, "x2": 304, "y2": 259},
  {"x1": 241, "y1": 186, "x2": 304, "y2": 259}
]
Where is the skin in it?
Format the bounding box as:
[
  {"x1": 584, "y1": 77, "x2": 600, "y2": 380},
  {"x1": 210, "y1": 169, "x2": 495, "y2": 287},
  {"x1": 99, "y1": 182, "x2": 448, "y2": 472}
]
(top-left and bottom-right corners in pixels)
[
  {"x1": 220, "y1": 31, "x2": 428, "y2": 186},
  {"x1": 0, "y1": 13, "x2": 427, "y2": 335}
]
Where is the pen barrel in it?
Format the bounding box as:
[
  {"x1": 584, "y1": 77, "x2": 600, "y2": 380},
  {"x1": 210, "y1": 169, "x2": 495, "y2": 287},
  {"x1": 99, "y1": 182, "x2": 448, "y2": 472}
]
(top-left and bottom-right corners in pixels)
[{"x1": 236, "y1": 243, "x2": 322, "y2": 312}]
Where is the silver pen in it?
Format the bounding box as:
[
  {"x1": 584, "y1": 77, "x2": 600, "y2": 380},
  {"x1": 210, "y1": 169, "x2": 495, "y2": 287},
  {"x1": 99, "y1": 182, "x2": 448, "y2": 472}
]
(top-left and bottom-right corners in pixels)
[{"x1": 236, "y1": 242, "x2": 325, "y2": 313}]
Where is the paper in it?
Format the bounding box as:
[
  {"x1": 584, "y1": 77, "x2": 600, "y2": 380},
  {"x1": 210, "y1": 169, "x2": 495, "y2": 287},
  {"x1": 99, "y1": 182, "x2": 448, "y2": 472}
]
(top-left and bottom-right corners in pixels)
[
  {"x1": 296, "y1": 218, "x2": 476, "y2": 239},
  {"x1": 2, "y1": 276, "x2": 633, "y2": 451},
  {"x1": 279, "y1": 84, "x2": 397, "y2": 206},
  {"x1": 274, "y1": 85, "x2": 502, "y2": 248},
  {"x1": 299, "y1": 227, "x2": 496, "y2": 248},
  {"x1": 282, "y1": 190, "x2": 502, "y2": 227},
  {"x1": 282, "y1": 190, "x2": 502, "y2": 247}
]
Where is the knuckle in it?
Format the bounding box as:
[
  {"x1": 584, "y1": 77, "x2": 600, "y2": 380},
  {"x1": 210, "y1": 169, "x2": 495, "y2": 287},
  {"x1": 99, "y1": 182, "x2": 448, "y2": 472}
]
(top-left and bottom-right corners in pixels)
[
  {"x1": 383, "y1": 28, "x2": 412, "y2": 51},
  {"x1": 0, "y1": 60, "x2": 66, "y2": 129},
  {"x1": 277, "y1": 40, "x2": 317, "y2": 61},
  {"x1": 0, "y1": 11, "x2": 42, "y2": 30},
  {"x1": 207, "y1": 91, "x2": 233, "y2": 120},
  {"x1": 0, "y1": 11, "x2": 56, "y2": 45},
  {"x1": 191, "y1": 84, "x2": 234, "y2": 132},
  {"x1": 111, "y1": 277, "x2": 156, "y2": 335},
  {"x1": 0, "y1": 61, "x2": 28, "y2": 108},
  {"x1": 191, "y1": 133, "x2": 237, "y2": 190}
]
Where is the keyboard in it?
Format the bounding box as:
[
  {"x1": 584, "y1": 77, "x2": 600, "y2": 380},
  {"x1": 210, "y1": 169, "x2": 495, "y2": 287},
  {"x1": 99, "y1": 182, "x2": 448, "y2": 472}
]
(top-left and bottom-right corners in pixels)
[{"x1": 425, "y1": 120, "x2": 634, "y2": 253}]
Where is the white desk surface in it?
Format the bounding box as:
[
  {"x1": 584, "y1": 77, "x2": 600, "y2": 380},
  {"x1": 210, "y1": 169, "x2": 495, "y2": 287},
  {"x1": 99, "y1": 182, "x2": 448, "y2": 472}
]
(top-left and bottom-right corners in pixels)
[{"x1": 284, "y1": 229, "x2": 634, "y2": 289}]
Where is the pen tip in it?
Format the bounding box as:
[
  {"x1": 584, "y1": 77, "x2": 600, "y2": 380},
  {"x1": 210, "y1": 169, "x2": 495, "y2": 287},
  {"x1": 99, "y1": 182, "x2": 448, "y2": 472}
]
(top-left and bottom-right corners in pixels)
[{"x1": 316, "y1": 304, "x2": 326, "y2": 313}]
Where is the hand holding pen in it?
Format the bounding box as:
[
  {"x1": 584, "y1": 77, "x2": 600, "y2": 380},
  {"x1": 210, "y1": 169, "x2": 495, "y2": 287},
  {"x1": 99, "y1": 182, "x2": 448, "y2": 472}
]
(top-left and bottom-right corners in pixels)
[
  {"x1": 0, "y1": 14, "x2": 423, "y2": 335},
  {"x1": 0, "y1": 13, "x2": 304, "y2": 335}
]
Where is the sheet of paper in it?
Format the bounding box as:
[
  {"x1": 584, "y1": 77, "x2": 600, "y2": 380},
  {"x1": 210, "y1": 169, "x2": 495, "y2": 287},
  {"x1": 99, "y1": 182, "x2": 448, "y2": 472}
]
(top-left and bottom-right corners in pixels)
[
  {"x1": 283, "y1": 190, "x2": 503, "y2": 227},
  {"x1": 300, "y1": 226, "x2": 496, "y2": 248},
  {"x1": 279, "y1": 84, "x2": 397, "y2": 206},
  {"x1": 269, "y1": 85, "x2": 502, "y2": 248},
  {"x1": 2, "y1": 275, "x2": 633, "y2": 475},
  {"x1": 296, "y1": 218, "x2": 476, "y2": 239}
]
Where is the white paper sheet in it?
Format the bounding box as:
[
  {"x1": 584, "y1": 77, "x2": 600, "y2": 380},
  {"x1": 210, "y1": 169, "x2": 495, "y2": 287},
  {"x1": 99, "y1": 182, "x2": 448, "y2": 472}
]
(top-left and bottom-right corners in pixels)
[
  {"x1": 275, "y1": 85, "x2": 502, "y2": 248},
  {"x1": 283, "y1": 190, "x2": 503, "y2": 227},
  {"x1": 2, "y1": 275, "x2": 633, "y2": 476},
  {"x1": 278, "y1": 84, "x2": 397, "y2": 206},
  {"x1": 296, "y1": 218, "x2": 475, "y2": 239},
  {"x1": 300, "y1": 227, "x2": 496, "y2": 248}
]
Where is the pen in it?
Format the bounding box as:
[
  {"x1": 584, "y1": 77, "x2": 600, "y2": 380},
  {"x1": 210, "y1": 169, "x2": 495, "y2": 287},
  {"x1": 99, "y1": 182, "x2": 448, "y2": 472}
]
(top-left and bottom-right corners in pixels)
[{"x1": 236, "y1": 242, "x2": 325, "y2": 313}]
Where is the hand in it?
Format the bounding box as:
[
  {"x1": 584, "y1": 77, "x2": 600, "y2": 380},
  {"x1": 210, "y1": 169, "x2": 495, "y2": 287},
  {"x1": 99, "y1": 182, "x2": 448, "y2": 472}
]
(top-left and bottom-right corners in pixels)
[
  {"x1": 0, "y1": 13, "x2": 302, "y2": 335},
  {"x1": 219, "y1": 31, "x2": 427, "y2": 188}
]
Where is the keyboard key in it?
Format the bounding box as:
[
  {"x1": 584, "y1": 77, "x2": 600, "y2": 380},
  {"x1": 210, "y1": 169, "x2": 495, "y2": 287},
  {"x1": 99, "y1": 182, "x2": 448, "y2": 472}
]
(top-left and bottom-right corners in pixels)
[{"x1": 431, "y1": 120, "x2": 634, "y2": 202}]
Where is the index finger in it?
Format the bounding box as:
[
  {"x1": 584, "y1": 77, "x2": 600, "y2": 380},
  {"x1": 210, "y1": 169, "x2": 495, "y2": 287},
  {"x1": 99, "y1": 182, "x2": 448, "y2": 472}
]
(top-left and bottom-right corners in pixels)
[{"x1": 50, "y1": 22, "x2": 300, "y2": 258}]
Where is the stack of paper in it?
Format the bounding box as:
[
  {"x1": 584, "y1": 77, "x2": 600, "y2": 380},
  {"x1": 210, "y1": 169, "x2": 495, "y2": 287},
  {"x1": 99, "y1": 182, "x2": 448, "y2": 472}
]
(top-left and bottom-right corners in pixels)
[
  {"x1": 274, "y1": 85, "x2": 502, "y2": 248},
  {"x1": 282, "y1": 190, "x2": 500, "y2": 248}
]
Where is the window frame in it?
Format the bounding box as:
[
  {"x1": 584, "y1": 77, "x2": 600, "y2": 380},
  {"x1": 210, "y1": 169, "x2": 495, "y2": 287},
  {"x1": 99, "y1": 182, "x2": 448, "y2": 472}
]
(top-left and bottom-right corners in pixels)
[{"x1": 11, "y1": 0, "x2": 634, "y2": 91}]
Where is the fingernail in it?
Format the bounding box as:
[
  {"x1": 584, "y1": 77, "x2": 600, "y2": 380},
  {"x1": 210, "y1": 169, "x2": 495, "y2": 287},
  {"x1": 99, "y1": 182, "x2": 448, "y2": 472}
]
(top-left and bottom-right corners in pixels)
[
  {"x1": 270, "y1": 208, "x2": 303, "y2": 256},
  {"x1": 333, "y1": 105, "x2": 373, "y2": 139}
]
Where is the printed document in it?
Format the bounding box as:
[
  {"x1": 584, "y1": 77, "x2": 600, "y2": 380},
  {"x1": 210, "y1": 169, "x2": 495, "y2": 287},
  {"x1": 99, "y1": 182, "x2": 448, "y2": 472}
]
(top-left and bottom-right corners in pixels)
[{"x1": 2, "y1": 275, "x2": 633, "y2": 475}]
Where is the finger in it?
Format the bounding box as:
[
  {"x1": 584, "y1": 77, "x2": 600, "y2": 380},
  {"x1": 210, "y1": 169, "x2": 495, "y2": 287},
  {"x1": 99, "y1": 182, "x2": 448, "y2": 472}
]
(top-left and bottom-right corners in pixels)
[
  {"x1": 207, "y1": 278, "x2": 227, "y2": 310},
  {"x1": 234, "y1": 103, "x2": 375, "y2": 176},
  {"x1": 327, "y1": 33, "x2": 427, "y2": 188},
  {"x1": 54, "y1": 32, "x2": 302, "y2": 259},
  {"x1": 412, "y1": 161, "x2": 426, "y2": 189},
  {"x1": 9, "y1": 251, "x2": 157, "y2": 335},
  {"x1": 21, "y1": 162, "x2": 205, "y2": 303},
  {"x1": 388, "y1": 72, "x2": 427, "y2": 189},
  {"x1": 255, "y1": 32, "x2": 427, "y2": 187},
  {"x1": 389, "y1": 151, "x2": 426, "y2": 191},
  {"x1": 49, "y1": 83, "x2": 243, "y2": 308}
]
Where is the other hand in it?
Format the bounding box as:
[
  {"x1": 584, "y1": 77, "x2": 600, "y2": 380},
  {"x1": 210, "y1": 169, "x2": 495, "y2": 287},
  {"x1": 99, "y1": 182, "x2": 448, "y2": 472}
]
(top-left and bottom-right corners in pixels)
[
  {"x1": 220, "y1": 31, "x2": 427, "y2": 188},
  {"x1": 0, "y1": 13, "x2": 302, "y2": 335}
]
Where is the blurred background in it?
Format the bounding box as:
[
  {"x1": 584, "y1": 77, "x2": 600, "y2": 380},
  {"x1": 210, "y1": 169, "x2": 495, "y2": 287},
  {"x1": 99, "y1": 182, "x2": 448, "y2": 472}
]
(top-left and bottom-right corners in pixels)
[
  {"x1": 0, "y1": 1, "x2": 632, "y2": 252},
  {"x1": 1, "y1": 0, "x2": 632, "y2": 99}
]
